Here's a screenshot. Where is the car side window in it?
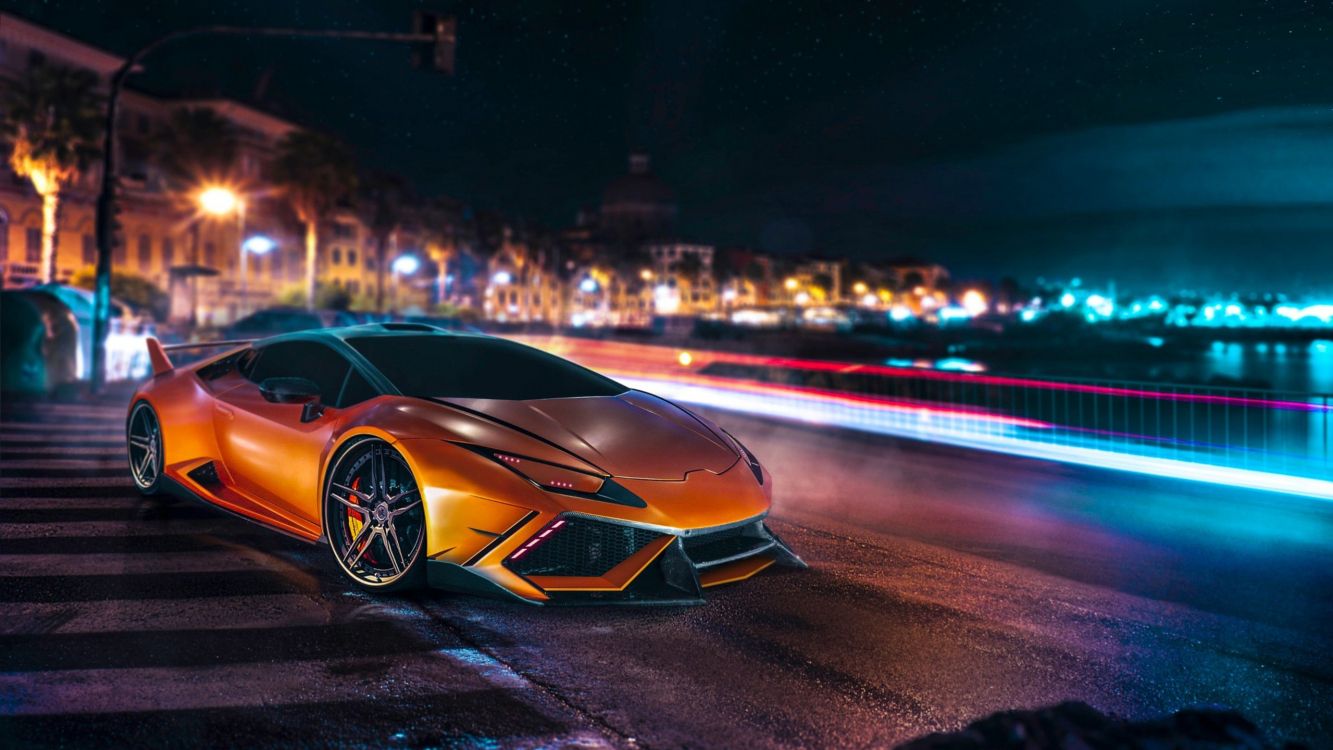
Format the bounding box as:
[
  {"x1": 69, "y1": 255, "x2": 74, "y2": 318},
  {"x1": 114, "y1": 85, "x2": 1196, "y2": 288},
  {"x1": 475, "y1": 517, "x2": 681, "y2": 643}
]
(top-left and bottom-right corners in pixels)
[{"x1": 247, "y1": 341, "x2": 351, "y2": 406}]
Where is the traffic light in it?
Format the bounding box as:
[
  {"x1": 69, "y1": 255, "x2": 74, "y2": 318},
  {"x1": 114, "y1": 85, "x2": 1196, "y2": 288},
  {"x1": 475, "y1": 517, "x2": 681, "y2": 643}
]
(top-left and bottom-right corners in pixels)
[{"x1": 413, "y1": 12, "x2": 456, "y2": 74}]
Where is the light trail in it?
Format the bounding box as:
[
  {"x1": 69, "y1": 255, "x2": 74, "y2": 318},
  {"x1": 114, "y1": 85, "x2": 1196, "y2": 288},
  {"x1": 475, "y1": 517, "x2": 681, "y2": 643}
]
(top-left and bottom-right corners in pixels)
[
  {"x1": 614, "y1": 375, "x2": 1333, "y2": 501},
  {"x1": 519, "y1": 336, "x2": 1332, "y2": 412},
  {"x1": 511, "y1": 335, "x2": 1333, "y2": 499}
]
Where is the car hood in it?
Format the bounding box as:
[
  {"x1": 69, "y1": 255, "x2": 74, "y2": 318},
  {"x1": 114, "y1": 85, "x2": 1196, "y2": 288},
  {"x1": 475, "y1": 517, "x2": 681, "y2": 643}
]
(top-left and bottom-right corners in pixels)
[{"x1": 434, "y1": 390, "x2": 739, "y2": 481}]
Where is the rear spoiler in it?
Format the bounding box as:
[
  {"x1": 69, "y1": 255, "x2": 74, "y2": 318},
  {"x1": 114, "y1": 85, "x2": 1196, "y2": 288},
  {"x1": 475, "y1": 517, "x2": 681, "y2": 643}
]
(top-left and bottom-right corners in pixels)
[{"x1": 146, "y1": 338, "x2": 254, "y2": 376}]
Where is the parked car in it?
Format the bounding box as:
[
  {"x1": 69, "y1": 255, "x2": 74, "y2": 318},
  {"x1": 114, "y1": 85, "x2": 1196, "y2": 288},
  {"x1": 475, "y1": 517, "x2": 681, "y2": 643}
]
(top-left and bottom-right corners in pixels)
[{"x1": 223, "y1": 308, "x2": 360, "y2": 339}]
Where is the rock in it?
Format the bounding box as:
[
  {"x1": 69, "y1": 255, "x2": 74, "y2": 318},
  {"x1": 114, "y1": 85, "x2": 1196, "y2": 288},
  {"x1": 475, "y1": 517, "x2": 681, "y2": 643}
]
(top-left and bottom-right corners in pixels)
[{"x1": 894, "y1": 702, "x2": 1307, "y2": 750}]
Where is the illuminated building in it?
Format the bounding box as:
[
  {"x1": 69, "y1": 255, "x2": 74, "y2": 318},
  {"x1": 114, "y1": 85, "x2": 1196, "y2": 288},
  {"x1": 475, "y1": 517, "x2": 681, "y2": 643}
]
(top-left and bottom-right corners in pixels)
[
  {"x1": 0, "y1": 13, "x2": 426, "y2": 321},
  {"x1": 482, "y1": 227, "x2": 563, "y2": 323}
]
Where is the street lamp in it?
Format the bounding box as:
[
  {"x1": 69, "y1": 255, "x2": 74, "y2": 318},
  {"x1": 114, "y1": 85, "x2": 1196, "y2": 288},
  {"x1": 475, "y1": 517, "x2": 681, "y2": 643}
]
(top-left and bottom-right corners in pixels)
[
  {"x1": 391, "y1": 254, "x2": 420, "y2": 314},
  {"x1": 197, "y1": 185, "x2": 257, "y2": 319},
  {"x1": 90, "y1": 18, "x2": 458, "y2": 392},
  {"x1": 198, "y1": 186, "x2": 239, "y2": 216}
]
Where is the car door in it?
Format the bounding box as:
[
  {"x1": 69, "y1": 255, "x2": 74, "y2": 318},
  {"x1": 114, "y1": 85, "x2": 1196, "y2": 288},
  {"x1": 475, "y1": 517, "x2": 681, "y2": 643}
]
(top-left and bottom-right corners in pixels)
[{"x1": 213, "y1": 340, "x2": 353, "y2": 526}]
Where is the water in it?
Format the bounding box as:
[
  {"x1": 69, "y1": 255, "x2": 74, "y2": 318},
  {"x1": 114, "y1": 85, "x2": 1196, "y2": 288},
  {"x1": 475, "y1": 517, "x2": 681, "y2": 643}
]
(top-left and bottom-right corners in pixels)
[{"x1": 1198, "y1": 340, "x2": 1333, "y2": 395}]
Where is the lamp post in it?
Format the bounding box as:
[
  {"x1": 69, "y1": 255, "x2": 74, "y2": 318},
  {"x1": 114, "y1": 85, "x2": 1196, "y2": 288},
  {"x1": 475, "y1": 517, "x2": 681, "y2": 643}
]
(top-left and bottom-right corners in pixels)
[
  {"x1": 391, "y1": 254, "x2": 420, "y2": 315},
  {"x1": 197, "y1": 185, "x2": 246, "y2": 321},
  {"x1": 89, "y1": 18, "x2": 457, "y2": 392},
  {"x1": 241, "y1": 234, "x2": 277, "y2": 317}
]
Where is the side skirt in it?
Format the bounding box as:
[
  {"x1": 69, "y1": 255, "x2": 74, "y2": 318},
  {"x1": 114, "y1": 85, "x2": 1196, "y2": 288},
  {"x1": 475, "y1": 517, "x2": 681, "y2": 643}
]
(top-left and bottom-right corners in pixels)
[{"x1": 160, "y1": 475, "x2": 321, "y2": 545}]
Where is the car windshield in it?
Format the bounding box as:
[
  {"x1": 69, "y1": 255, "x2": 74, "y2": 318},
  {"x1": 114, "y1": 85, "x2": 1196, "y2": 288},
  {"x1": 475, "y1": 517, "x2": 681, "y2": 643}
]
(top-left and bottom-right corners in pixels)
[{"x1": 347, "y1": 335, "x2": 627, "y2": 400}]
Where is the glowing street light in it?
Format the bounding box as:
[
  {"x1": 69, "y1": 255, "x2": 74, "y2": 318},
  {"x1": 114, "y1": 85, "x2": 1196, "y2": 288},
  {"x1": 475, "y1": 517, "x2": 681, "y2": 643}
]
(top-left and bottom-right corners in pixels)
[
  {"x1": 491, "y1": 270, "x2": 512, "y2": 285},
  {"x1": 198, "y1": 186, "x2": 240, "y2": 216},
  {"x1": 390, "y1": 254, "x2": 421, "y2": 314},
  {"x1": 579, "y1": 277, "x2": 598, "y2": 293},
  {"x1": 197, "y1": 185, "x2": 259, "y2": 319},
  {"x1": 784, "y1": 277, "x2": 799, "y2": 292},
  {"x1": 242, "y1": 235, "x2": 276, "y2": 255},
  {"x1": 393, "y1": 254, "x2": 421, "y2": 276}
]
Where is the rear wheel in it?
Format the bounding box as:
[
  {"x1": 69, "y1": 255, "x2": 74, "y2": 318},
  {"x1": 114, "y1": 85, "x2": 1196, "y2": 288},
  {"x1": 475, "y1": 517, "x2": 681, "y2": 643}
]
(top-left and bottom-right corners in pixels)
[
  {"x1": 324, "y1": 438, "x2": 426, "y2": 592},
  {"x1": 127, "y1": 401, "x2": 164, "y2": 496}
]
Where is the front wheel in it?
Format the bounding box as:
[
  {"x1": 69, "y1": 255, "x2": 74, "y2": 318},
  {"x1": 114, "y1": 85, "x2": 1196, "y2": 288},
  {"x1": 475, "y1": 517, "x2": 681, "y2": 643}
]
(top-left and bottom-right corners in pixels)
[{"x1": 324, "y1": 437, "x2": 426, "y2": 592}]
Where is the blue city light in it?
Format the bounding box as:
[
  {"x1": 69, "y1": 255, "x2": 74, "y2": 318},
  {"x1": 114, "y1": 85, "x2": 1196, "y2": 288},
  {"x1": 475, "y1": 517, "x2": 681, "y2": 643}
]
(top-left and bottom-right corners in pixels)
[
  {"x1": 392, "y1": 254, "x2": 421, "y2": 275},
  {"x1": 241, "y1": 235, "x2": 276, "y2": 255}
]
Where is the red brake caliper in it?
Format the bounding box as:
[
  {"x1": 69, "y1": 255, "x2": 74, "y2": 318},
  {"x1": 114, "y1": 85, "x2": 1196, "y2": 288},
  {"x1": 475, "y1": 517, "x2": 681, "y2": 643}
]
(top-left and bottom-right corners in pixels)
[{"x1": 347, "y1": 476, "x2": 375, "y2": 563}]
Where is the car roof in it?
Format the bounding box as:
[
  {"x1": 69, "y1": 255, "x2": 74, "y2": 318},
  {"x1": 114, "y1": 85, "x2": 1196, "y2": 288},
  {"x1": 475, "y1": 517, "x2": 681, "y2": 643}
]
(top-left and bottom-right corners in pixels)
[{"x1": 255, "y1": 322, "x2": 488, "y2": 348}]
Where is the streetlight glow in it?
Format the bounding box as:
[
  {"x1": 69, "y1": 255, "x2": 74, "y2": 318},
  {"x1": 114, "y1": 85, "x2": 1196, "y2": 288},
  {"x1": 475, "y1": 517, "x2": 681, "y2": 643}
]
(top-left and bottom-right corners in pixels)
[
  {"x1": 242, "y1": 235, "x2": 276, "y2": 255},
  {"x1": 392, "y1": 254, "x2": 421, "y2": 275},
  {"x1": 198, "y1": 186, "x2": 240, "y2": 216}
]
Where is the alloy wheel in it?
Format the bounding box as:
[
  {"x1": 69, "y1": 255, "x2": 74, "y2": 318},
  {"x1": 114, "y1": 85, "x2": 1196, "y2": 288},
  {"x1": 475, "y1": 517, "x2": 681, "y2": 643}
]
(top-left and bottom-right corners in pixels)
[
  {"x1": 326, "y1": 439, "x2": 425, "y2": 587},
  {"x1": 127, "y1": 402, "x2": 163, "y2": 491}
]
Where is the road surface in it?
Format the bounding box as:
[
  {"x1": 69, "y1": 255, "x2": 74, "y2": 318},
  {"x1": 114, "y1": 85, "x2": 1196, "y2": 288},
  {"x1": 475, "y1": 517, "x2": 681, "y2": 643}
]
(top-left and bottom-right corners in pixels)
[{"x1": 1, "y1": 393, "x2": 1329, "y2": 748}]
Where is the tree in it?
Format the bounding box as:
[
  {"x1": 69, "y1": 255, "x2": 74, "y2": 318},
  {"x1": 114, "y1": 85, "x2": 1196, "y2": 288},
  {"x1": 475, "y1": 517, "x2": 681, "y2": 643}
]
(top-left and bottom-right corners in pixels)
[
  {"x1": 153, "y1": 106, "x2": 239, "y2": 272},
  {"x1": 70, "y1": 268, "x2": 169, "y2": 320},
  {"x1": 154, "y1": 107, "x2": 238, "y2": 190},
  {"x1": 268, "y1": 131, "x2": 357, "y2": 310},
  {"x1": 355, "y1": 170, "x2": 413, "y2": 313},
  {"x1": 1, "y1": 61, "x2": 102, "y2": 283}
]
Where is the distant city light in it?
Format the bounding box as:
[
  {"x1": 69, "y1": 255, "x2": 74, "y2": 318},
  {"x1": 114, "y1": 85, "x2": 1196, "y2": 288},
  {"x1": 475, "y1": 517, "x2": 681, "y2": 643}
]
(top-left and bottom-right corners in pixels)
[
  {"x1": 492, "y1": 270, "x2": 512, "y2": 285},
  {"x1": 890, "y1": 305, "x2": 913, "y2": 322},
  {"x1": 579, "y1": 277, "x2": 598, "y2": 293},
  {"x1": 1060, "y1": 292, "x2": 1076, "y2": 308},
  {"x1": 391, "y1": 254, "x2": 420, "y2": 275},
  {"x1": 938, "y1": 305, "x2": 971, "y2": 322},
  {"x1": 961, "y1": 289, "x2": 987, "y2": 316},
  {"x1": 677, "y1": 351, "x2": 693, "y2": 367},
  {"x1": 784, "y1": 277, "x2": 799, "y2": 291},
  {"x1": 242, "y1": 235, "x2": 276, "y2": 255}
]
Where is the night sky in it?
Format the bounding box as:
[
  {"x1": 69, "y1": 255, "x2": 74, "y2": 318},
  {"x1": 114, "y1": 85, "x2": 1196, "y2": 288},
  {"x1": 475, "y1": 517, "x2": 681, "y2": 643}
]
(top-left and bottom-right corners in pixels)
[{"x1": 9, "y1": 0, "x2": 1333, "y2": 291}]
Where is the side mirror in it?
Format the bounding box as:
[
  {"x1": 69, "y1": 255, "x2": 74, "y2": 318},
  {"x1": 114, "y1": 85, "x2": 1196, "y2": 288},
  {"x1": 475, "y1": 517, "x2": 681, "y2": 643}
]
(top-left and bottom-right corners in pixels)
[{"x1": 259, "y1": 377, "x2": 325, "y2": 422}]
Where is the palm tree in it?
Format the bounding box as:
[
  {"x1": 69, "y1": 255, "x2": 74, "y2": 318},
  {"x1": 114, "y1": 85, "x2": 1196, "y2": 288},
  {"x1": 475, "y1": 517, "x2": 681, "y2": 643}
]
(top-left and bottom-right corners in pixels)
[
  {"x1": 355, "y1": 170, "x2": 412, "y2": 313},
  {"x1": 0, "y1": 61, "x2": 102, "y2": 283},
  {"x1": 153, "y1": 107, "x2": 239, "y2": 265},
  {"x1": 154, "y1": 107, "x2": 238, "y2": 193},
  {"x1": 268, "y1": 131, "x2": 357, "y2": 310}
]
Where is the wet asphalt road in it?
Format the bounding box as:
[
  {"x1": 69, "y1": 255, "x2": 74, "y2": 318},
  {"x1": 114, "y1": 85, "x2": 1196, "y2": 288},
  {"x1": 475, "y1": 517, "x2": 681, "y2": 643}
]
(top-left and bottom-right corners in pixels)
[{"x1": 1, "y1": 394, "x2": 1330, "y2": 749}]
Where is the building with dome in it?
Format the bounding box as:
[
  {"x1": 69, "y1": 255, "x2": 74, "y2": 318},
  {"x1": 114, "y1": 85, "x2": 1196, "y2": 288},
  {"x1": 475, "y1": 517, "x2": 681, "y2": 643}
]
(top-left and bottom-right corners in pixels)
[{"x1": 597, "y1": 152, "x2": 677, "y2": 245}]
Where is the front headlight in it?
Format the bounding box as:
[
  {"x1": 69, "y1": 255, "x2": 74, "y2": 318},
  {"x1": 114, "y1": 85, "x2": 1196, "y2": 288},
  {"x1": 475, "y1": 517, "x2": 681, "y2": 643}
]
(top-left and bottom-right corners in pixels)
[
  {"x1": 458, "y1": 444, "x2": 646, "y2": 507},
  {"x1": 723, "y1": 430, "x2": 764, "y2": 485}
]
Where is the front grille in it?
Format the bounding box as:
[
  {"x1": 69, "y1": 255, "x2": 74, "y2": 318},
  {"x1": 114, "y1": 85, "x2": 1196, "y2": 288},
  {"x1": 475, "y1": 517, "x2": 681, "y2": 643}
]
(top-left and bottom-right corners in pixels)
[
  {"x1": 506, "y1": 517, "x2": 661, "y2": 578},
  {"x1": 682, "y1": 522, "x2": 771, "y2": 567}
]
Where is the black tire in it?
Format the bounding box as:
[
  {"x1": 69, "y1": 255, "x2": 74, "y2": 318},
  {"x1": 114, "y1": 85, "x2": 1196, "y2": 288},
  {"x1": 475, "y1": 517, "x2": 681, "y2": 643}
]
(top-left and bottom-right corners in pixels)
[
  {"x1": 126, "y1": 400, "x2": 164, "y2": 497},
  {"x1": 323, "y1": 437, "x2": 426, "y2": 592}
]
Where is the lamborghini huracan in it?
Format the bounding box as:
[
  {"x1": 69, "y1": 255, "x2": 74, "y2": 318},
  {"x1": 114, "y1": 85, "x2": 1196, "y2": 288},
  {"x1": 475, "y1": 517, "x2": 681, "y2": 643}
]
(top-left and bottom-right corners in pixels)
[{"x1": 127, "y1": 323, "x2": 803, "y2": 604}]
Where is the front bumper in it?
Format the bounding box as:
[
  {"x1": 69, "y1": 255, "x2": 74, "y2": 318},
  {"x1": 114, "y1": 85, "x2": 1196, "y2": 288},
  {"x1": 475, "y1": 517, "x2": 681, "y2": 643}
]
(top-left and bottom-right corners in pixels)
[{"x1": 427, "y1": 514, "x2": 805, "y2": 605}]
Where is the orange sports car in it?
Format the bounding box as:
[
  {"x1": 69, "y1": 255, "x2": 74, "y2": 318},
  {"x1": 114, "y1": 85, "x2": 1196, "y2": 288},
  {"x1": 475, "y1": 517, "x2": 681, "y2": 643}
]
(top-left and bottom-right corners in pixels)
[{"x1": 127, "y1": 323, "x2": 803, "y2": 604}]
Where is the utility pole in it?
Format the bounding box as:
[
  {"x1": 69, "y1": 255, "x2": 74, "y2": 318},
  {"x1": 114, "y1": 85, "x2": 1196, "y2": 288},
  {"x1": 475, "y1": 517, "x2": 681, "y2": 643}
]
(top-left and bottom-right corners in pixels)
[{"x1": 91, "y1": 18, "x2": 456, "y2": 391}]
